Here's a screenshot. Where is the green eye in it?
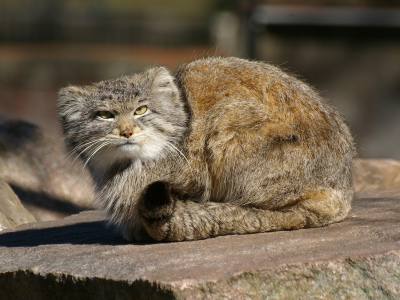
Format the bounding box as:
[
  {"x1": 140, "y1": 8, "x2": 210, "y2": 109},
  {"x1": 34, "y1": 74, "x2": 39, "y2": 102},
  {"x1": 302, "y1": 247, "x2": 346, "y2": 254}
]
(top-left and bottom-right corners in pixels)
[
  {"x1": 97, "y1": 111, "x2": 114, "y2": 119},
  {"x1": 134, "y1": 105, "x2": 147, "y2": 115}
]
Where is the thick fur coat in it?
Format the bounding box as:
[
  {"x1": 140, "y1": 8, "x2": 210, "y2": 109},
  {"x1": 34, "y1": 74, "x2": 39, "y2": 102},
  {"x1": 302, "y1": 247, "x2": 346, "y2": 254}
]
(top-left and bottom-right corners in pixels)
[{"x1": 58, "y1": 57, "x2": 356, "y2": 242}]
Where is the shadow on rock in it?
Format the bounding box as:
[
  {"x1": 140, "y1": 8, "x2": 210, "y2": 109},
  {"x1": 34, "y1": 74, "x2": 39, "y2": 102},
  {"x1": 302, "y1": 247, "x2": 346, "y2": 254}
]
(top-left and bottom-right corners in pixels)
[
  {"x1": 0, "y1": 221, "x2": 130, "y2": 247},
  {"x1": 10, "y1": 184, "x2": 86, "y2": 217}
]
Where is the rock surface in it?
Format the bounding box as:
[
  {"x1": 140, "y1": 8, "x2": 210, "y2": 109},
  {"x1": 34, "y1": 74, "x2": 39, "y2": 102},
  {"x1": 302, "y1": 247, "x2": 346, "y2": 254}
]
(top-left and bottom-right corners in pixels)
[
  {"x1": 0, "y1": 180, "x2": 36, "y2": 231},
  {"x1": 354, "y1": 158, "x2": 400, "y2": 192},
  {"x1": 0, "y1": 115, "x2": 94, "y2": 221},
  {"x1": 1, "y1": 189, "x2": 400, "y2": 299}
]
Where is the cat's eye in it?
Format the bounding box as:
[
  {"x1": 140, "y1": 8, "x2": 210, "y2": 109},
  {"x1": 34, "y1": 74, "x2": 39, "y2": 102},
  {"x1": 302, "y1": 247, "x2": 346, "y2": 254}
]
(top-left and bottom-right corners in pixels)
[
  {"x1": 97, "y1": 111, "x2": 114, "y2": 119},
  {"x1": 134, "y1": 105, "x2": 147, "y2": 115}
]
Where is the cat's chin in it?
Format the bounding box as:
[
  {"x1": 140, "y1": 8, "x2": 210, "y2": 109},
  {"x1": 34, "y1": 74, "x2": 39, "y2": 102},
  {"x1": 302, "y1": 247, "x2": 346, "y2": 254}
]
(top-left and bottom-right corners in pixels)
[
  {"x1": 112, "y1": 142, "x2": 163, "y2": 162},
  {"x1": 91, "y1": 144, "x2": 142, "y2": 168},
  {"x1": 111, "y1": 144, "x2": 146, "y2": 162},
  {"x1": 116, "y1": 143, "x2": 141, "y2": 154}
]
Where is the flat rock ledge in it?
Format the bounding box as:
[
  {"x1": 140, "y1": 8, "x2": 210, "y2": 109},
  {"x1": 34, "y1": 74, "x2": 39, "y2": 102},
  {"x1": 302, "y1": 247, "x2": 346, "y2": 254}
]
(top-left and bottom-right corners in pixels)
[{"x1": 1, "y1": 189, "x2": 400, "y2": 300}]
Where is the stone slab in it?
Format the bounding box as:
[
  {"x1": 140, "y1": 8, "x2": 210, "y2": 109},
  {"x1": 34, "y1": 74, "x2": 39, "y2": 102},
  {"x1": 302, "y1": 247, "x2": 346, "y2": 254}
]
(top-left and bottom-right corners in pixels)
[
  {"x1": 0, "y1": 189, "x2": 400, "y2": 299},
  {"x1": 0, "y1": 180, "x2": 36, "y2": 231},
  {"x1": 0, "y1": 114, "x2": 93, "y2": 221},
  {"x1": 354, "y1": 158, "x2": 400, "y2": 191}
]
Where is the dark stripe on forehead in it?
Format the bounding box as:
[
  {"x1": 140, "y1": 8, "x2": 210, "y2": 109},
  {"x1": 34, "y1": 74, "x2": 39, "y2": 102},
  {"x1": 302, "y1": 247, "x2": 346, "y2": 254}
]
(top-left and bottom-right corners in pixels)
[
  {"x1": 101, "y1": 95, "x2": 113, "y2": 101},
  {"x1": 112, "y1": 88, "x2": 125, "y2": 95}
]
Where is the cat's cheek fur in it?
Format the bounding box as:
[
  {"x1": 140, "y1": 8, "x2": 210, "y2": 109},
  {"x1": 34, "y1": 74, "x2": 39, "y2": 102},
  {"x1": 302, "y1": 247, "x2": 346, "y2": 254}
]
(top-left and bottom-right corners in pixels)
[{"x1": 139, "y1": 140, "x2": 168, "y2": 161}]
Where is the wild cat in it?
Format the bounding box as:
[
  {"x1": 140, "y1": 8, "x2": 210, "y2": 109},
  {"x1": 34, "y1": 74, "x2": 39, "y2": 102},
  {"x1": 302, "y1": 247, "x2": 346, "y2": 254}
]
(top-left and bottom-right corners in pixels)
[{"x1": 58, "y1": 57, "x2": 356, "y2": 242}]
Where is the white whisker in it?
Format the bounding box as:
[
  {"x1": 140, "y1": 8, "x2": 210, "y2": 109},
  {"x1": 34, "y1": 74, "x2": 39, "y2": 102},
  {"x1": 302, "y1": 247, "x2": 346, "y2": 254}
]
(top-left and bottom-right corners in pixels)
[
  {"x1": 164, "y1": 140, "x2": 189, "y2": 164},
  {"x1": 73, "y1": 140, "x2": 105, "y2": 164},
  {"x1": 62, "y1": 139, "x2": 105, "y2": 165},
  {"x1": 81, "y1": 141, "x2": 111, "y2": 172},
  {"x1": 141, "y1": 132, "x2": 189, "y2": 164}
]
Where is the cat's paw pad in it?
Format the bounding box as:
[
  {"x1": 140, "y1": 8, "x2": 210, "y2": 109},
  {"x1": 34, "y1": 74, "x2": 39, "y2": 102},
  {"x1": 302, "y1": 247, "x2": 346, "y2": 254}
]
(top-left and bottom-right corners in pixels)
[{"x1": 138, "y1": 181, "x2": 175, "y2": 222}]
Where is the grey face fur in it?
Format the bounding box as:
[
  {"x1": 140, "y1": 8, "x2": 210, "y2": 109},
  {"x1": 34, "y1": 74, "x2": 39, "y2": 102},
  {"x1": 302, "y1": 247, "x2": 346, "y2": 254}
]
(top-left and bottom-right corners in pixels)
[
  {"x1": 59, "y1": 67, "x2": 189, "y2": 179},
  {"x1": 59, "y1": 57, "x2": 356, "y2": 243}
]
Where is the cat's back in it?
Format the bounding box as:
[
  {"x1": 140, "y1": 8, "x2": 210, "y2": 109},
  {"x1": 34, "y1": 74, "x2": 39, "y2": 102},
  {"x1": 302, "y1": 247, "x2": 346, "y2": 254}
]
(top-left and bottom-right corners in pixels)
[
  {"x1": 175, "y1": 57, "x2": 355, "y2": 205},
  {"x1": 176, "y1": 56, "x2": 348, "y2": 148},
  {"x1": 176, "y1": 57, "x2": 336, "y2": 124},
  {"x1": 177, "y1": 57, "x2": 281, "y2": 112}
]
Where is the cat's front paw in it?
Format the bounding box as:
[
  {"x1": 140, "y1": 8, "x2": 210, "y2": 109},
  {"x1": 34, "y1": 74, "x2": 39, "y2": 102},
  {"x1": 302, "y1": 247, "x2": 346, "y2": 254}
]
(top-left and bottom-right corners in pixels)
[{"x1": 138, "y1": 181, "x2": 176, "y2": 241}]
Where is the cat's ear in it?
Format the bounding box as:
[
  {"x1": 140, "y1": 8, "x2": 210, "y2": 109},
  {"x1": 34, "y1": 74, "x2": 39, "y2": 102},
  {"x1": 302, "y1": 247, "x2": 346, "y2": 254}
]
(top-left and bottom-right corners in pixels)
[
  {"x1": 148, "y1": 67, "x2": 177, "y2": 91},
  {"x1": 58, "y1": 86, "x2": 88, "y2": 122}
]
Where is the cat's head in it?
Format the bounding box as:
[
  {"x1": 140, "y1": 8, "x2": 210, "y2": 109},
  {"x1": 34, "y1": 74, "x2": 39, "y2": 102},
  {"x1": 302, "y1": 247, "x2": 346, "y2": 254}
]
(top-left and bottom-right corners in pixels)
[{"x1": 58, "y1": 67, "x2": 189, "y2": 172}]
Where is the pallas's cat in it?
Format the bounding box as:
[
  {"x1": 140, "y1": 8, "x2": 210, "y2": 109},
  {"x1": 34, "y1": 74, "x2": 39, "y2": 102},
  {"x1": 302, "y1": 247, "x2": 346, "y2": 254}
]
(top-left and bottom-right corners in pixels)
[{"x1": 58, "y1": 57, "x2": 356, "y2": 242}]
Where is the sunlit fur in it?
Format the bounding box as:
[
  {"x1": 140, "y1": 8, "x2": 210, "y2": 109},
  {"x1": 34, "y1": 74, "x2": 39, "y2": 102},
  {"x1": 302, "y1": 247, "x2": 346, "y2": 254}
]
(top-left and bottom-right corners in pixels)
[{"x1": 58, "y1": 57, "x2": 356, "y2": 242}]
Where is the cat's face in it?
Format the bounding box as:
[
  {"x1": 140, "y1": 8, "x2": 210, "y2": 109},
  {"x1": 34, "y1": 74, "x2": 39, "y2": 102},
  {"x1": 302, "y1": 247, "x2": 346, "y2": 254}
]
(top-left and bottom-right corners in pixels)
[{"x1": 58, "y1": 67, "x2": 188, "y2": 171}]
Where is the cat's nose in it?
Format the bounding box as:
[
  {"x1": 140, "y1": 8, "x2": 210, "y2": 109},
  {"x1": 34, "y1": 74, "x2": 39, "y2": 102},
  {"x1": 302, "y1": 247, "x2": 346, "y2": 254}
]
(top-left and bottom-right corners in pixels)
[{"x1": 120, "y1": 129, "x2": 134, "y2": 138}]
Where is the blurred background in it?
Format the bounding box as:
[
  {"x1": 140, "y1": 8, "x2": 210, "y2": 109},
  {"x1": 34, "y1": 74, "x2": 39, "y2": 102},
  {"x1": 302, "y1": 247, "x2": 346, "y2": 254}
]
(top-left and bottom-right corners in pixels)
[{"x1": 1, "y1": 0, "x2": 399, "y2": 159}]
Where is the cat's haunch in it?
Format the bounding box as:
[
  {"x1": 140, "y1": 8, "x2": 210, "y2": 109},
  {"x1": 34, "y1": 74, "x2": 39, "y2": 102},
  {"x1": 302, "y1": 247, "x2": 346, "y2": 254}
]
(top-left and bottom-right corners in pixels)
[{"x1": 58, "y1": 57, "x2": 356, "y2": 242}]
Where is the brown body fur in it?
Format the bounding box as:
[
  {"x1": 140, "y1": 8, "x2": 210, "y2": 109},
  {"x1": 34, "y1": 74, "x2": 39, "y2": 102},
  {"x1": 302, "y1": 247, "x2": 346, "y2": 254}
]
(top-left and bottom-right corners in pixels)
[{"x1": 58, "y1": 57, "x2": 356, "y2": 242}]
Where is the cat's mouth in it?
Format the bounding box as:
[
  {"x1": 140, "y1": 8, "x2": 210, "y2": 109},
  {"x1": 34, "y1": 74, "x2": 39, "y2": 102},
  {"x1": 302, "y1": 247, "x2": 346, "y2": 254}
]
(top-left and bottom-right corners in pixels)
[
  {"x1": 116, "y1": 140, "x2": 140, "y2": 149},
  {"x1": 113, "y1": 142, "x2": 142, "y2": 159},
  {"x1": 109, "y1": 135, "x2": 165, "y2": 161}
]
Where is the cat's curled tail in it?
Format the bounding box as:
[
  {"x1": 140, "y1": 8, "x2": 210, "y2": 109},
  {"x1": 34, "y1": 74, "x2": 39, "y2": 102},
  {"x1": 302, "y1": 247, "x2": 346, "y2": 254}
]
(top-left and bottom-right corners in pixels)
[{"x1": 138, "y1": 181, "x2": 351, "y2": 242}]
